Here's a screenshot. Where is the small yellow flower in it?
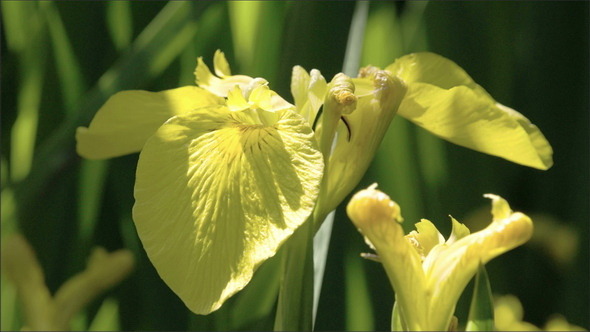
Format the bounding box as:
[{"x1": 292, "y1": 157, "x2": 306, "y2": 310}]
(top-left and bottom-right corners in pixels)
[{"x1": 347, "y1": 185, "x2": 533, "y2": 331}]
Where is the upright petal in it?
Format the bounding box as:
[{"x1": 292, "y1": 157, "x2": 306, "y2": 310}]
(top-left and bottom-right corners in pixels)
[
  {"x1": 76, "y1": 86, "x2": 223, "y2": 159},
  {"x1": 213, "y1": 49, "x2": 232, "y2": 77},
  {"x1": 194, "y1": 52, "x2": 256, "y2": 97},
  {"x1": 133, "y1": 105, "x2": 323, "y2": 314},
  {"x1": 290, "y1": 66, "x2": 327, "y2": 126},
  {"x1": 406, "y1": 219, "x2": 445, "y2": 259},
  {"x1": 387, "y1": 52, "x2": 553, "y2": 170},
  {"x1": 347, "y1": 185, "x2": 428, "y2": 330},
  {"x1": 323, "y1": 68, "x2": 406, "y2": 215}
]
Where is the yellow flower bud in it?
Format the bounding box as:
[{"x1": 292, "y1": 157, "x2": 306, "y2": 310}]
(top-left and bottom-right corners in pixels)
[{"x1": 346, "y1": 184, "x2": 403, "y2": 239}]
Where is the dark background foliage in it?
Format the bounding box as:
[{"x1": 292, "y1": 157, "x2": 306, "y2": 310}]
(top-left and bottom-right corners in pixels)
[{"x1": 1, "y1": 1, "x2": 588, "y2": 331}]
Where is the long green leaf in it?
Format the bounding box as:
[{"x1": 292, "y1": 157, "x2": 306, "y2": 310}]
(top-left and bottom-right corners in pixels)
[
  {"x1": 3, "y1": 2, "x2": 47, "y2": 183},
  {"x1": 228, "y1": 1, "x2": 285, "y2": 79},
  {"x1": 106, "y1": 1, "x2": 133, "y2": 52},
  {"x1": 1, "y1": 275, "x2": 20, "y2": 331},
  {"x1": 345, "y1": 250, "x2": 374, "y2": 331},
  {"x1": 41, "y1": 1, "x2": 86, "y2": 116},
  {"x1": 12, "y1": 1, "x2": 211, "y2": 217},
  {"x1": 465, "y1": 264, "x2": 495, "y2": 331},
  {"x1": 177, "y1": 2, "x2": 226, "y2": 86},
  {"x1": 88, "y1": 298, "x2": 120, "y2": 331},
  {"x1": 229, "y1": 253, "x2": 281, "y2": 329},
  {"x1": 342, "y1": 0, "x2": 370, "y2": 76}
]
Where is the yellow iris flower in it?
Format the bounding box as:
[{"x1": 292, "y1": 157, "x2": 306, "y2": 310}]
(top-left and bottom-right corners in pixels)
[
  {"x1": 76, "y1": 50, "x2": 552, "y2": 315},
  {"x1": 347, "y1": 184, "x2": 533, "y2": 331}
]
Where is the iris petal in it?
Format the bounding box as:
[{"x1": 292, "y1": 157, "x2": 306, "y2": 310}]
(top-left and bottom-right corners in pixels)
[
  {"x1": 133, "y1": 106, "x2": 323, "y2": 314},
  {"x1": 387, "y1": 52, "x2": 553, "y2": 170},
  {"x1": 76, "y1": 86, "x2": 223, "y2": 159},
  {"x1": 425, "y1": 195, "x2": 533, "y2": 330},
  {"x1": 398, "y1": 83, "x2": 553, "y2": 170}
]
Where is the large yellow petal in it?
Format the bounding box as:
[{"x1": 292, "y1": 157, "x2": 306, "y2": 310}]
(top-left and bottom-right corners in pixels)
[
  {"x1": 133, "y1": 106, "x2": 323, "y2": 314},
  {"x1": 386, "y1": 52, "x2": 553, "y2": 170},
  {"x1": 76, "y1": 86, "x2": 223, "y2": 159},
  {"x1": 398, "y1": 83, "x2": 553, "y2": 170},
  {"x1": 386, "y1": 52, "x2": 488, "y2": 94}
]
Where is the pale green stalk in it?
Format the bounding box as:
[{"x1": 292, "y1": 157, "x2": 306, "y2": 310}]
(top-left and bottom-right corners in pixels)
[
  {"x1": 106, "y1": 1, "x2": 133, "y2": 52},
  {"x1": 345, "y1": 249, "x2": 375, "y2": 331},
  {"x1": 3, "y1": 2, "x2": 46, "y2": 183}
]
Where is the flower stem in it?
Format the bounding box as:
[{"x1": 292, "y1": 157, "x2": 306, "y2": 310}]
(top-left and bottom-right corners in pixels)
[{"x1": 274, "y1": 217, "x2": 315, "y2": 331}]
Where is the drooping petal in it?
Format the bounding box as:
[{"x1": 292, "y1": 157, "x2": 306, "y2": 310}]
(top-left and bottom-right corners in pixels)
[
  {"x1": 76, "y1": 86, "x2": 223, "y2": 159},
  {"x1": 386, "y1": 52, "x2": 553, "y2": 170},
  {"x1": 425, "y1": 195, "x2": 533, "y2": 330},
  {"x1": 386, "y1": 52, "x2": 488, "y2": 95},
  {"x1": 399, "y1": 83, "x2": 552, "y2": 170},
  {"x1": 132, "y1": 106, "x2": 323, "y2": 314}
]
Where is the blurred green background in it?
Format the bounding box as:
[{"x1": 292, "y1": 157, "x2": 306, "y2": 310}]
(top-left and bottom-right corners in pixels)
[{"x1": 1, "y1": 1, "x2": 588, "y2": 331}]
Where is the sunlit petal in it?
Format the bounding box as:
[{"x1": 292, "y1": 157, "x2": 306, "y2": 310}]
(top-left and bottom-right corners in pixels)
[
  {"x1": 425, "y1": 195, "x2": 533, "y2": 330},
  {"x1": 386, "y1": 52, "x2": 553, "y2": 170},
  {"x1": 323, "y1": 69, "x2": 406, "y2": 215},
  {"x1": 347, "y1": 185, "x2": 427, "y2": 330},
  {"x1": 290, "y1": 66, "x2": 327, "y2": 125},
  {"x1": 133, "y1": 106, "x2": 323, "y2": 314},
  {"x1": 194, "y1": 55, "x2": 253, "y2": 97},
  {"x1": 397, "y1": 83, "x2": 553, "y2": 170},
  {"x1": 76, "y1": 86, "x2": 223, "y2": 159}
]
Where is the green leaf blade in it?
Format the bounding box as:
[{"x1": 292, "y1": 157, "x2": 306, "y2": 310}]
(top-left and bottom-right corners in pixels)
[{"x1": 466, "y1": 264, "x2": 495, "y2": 331}]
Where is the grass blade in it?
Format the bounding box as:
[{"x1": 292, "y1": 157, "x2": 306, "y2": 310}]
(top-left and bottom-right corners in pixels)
[
  {"x1": 345, "y1": 250, "x2": 375, "y2": 331},
  {"x1": 106, "y1": 1, "x2": 133, "y2": 52},
  {"x1": 342, "y1": 0, "x2": 370, "y2": 76},
  {"x1": 3, "y1": 2, "x2": 47, "y2": 183},
  {"x1": 13, "y1": 1, "x2": 211, "y2": 215},
  {"x1": 41, "y1": 1, "x2": 86, "y2": 116},
  {"x1": 466, "y1": 264, "x2": 495, "y2": 331}
]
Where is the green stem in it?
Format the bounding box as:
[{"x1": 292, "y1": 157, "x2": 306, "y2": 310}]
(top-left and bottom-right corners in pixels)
[
  {"x1": 274, "y1": 216, "x2": 314, "y2": 331},
  {"x1": 275, "y1": 2, "x2": 370, "y2": 329}
]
